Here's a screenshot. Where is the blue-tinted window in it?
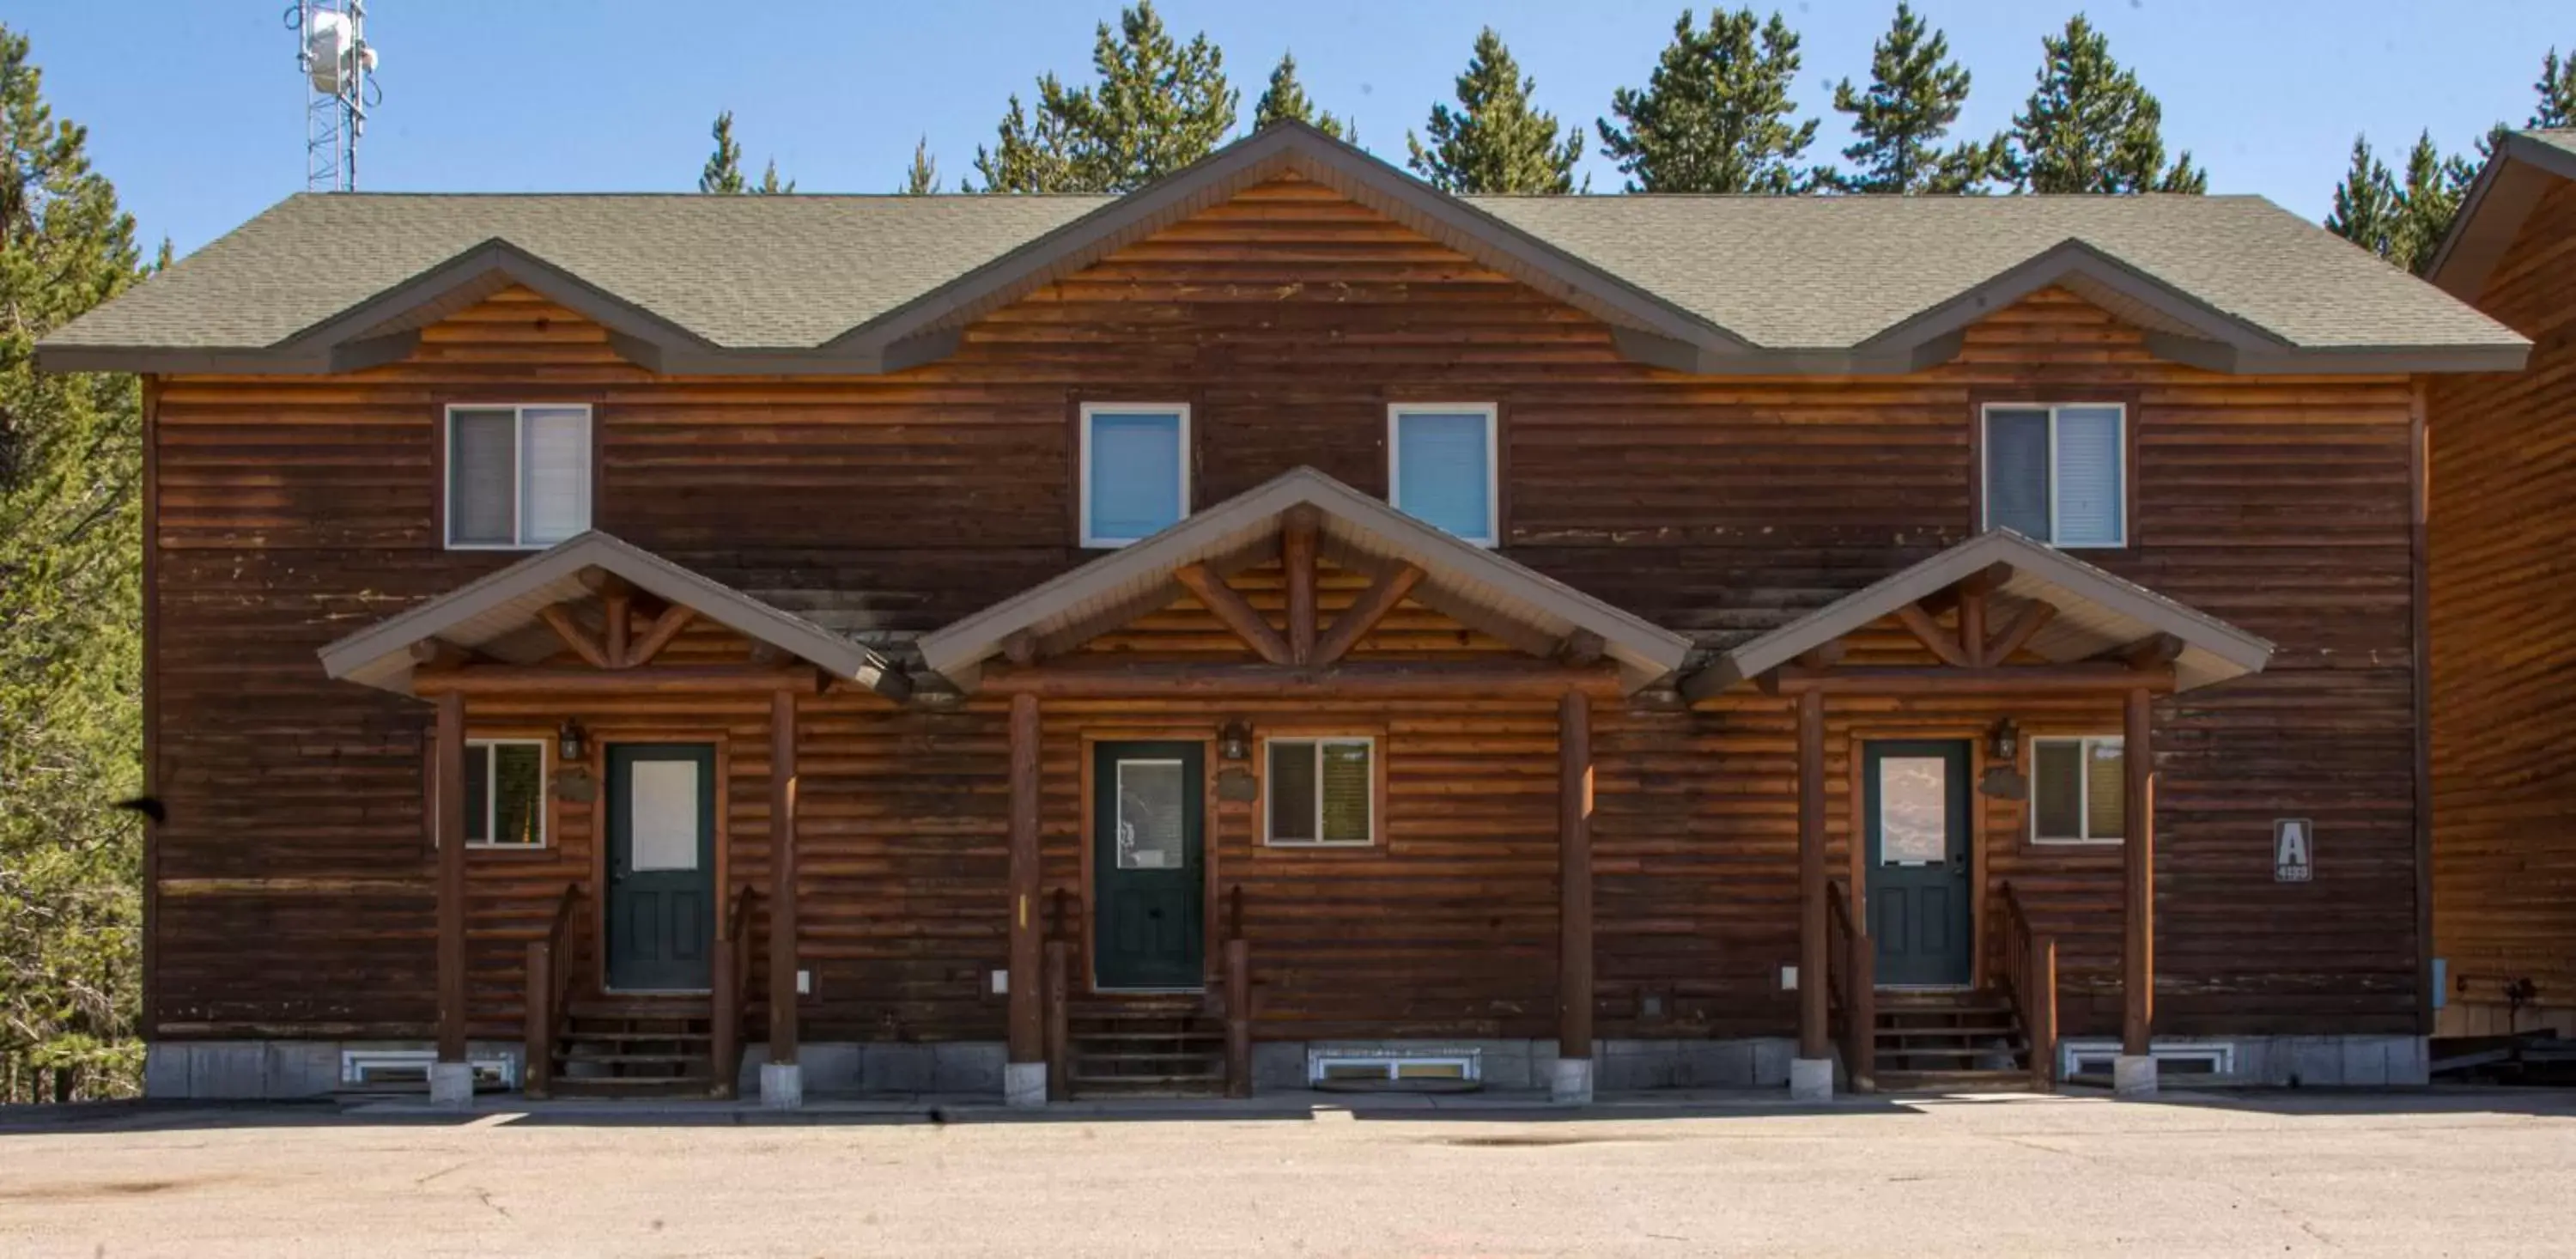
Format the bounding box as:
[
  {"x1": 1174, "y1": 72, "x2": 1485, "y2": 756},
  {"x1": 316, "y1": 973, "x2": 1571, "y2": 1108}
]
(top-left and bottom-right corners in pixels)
[
  {"x1": 1084, "y1": 408, "x2": 1187, "y2": 545},
  {"x1": 1983, "y1": 404, "x2": 2127, "y2": 548},
  {"x1": 1391, "y1": 407, "x2": 1496, "y2": 544}
]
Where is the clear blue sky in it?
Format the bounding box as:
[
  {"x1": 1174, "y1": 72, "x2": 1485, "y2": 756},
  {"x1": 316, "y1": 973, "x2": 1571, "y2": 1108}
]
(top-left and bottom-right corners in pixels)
[{"x1": 16, "y1": 1, "x2": 2570, "y2": 257}]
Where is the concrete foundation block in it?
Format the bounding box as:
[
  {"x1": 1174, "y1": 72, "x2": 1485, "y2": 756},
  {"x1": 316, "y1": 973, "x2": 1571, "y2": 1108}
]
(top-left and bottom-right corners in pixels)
[
  {"x1": 800, "y1": 1043, "x2": 861, "y2": 1093},
  {"x1": 1750, "y1": 1037, "x2": 1795, "y2": 1087},
  {"x1": 2385, "y1": 1036, "x2": 2429, "y2": 1086},
  {"x1": 861, "y1": 1043, "x2": 933, "y2": 1094},
  {"x1": 760, "y1": 1062, "x2": 805, "y2": 1110},
  {"x1": 1789, "y1": 1056, "x2": 1834, "y2": 1102},
  {"x1": 1253, "y1": 1041, "x2": 1309, "y2": 1091},
  {"x1": 428, "y1": 1061, "x2": 476, "y2": 1110},
  {"x1": 2113, "y1": 1055, "x2": 2158, "y2": 1098},
  {"x1": 933, "y1": 1043, "x2": 1005, "y2": 1094},
  {"x1": 2288, "y1": 1037, "x2": 2343, "y2": 1087},
  {"x1": 1004, "y1": 1061, "x2": 1048, "y2": 1109},
  {"x1": 143, "y1": 1043, "x2": 191, "y2": 1099},
  {"x1": 1551, "y1": 1056, "x2": 1594, "y2": 1104},
  {"x1": 264, "y1": 1042, "x2": 341, "y2": 1098},
  {"x1": 191, "y1": 1042, "x2": 267, "y2": 1099}
]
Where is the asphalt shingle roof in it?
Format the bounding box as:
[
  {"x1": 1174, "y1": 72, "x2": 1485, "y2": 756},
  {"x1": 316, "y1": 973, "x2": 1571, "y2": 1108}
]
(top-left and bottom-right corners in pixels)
[{"x1": 45, "y1": 182, "x2": 2520, "y2": 358}]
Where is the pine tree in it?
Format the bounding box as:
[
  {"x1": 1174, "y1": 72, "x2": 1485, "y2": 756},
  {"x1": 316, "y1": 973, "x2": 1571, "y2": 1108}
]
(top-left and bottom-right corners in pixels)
[
  {"x1": 1827, "y1": 3, "x2": 2006, "y2": 193},
  {"x1": 970, "y1": 2, "x2": 1237, "y2": 193},
  {"x1": 699, "y1": 110, "x2": 746, "y2": 194},
  {"x1": 0, "y1": 22, "x2": 148, "y2": 1102},
  {"x1": 756, "y1": 159, "x2": 793, "y2": 195},
  {"x1": 901, "y1": 137, "x2": 941, "y2": 195},
  {"x1": 1408, "y1": 27, "x2": 1585, "y2": 194},
  {"x1": 2532, "y1": 46, "x2": 2574, "y2": 129},
  {"x1": 1596, "y1": 9, "x2": 1818, "y2": 193},
  {"x1": 1253, "y1": 52, "x2": 1352, "y2": 142},
  {"x1": 2323, "y1": 131, "x2": 2474, "y2": 275},
  {"x1": 2006, "y1": 15, "x2": 2206, "y2": 194}
]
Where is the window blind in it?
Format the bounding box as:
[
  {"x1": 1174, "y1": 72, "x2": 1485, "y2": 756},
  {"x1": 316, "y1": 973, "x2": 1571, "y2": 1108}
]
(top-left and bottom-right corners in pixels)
[
  {"x1": 1087, "y1": 411, "x2": 1184, "y2": 543},
  {"x1": 2032, "y1": 740, "x2": 2084, "y2": 839},
  {"x1": 447, "y1": 410, "x2": 517, "y2": 545},
  {"x1": 1267, "y1": 741, "x2": 1319, "y2": 842},
  {"x1": 1394, "y1": 411, "x2": 1493, "y2": 542},
  {"x1": 1984, "y1": 408, "x2": 2052, "y2": 539},
  {"x1": 2053, "y1": 406, "x2": 2124, "y2": 546},
  {"x1": 1318, "y1": 742, "x2": 1372, "y2": 842},
  {"x1": 519, "y1": 407, "x2": 591, "y2": 545},
  {"x1": 2083, "y1": 741, "x2": 2126, "y2": 840}
]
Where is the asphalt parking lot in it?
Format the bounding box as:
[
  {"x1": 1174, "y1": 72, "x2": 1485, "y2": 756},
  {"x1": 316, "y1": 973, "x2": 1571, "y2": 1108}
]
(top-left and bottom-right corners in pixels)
[{"x1": 4, "y1": 1088, "x2": 2575, "y2": 1256}]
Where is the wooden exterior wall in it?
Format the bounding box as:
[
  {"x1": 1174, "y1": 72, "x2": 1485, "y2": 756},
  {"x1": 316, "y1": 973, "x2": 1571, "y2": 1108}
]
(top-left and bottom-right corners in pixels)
[
  {"x1": 2429, "y1": 176, "x2": 2576, "y2": 1031},
  {"x1": 146, "y1": 174, "x2": 2424, "y2": 1045}
]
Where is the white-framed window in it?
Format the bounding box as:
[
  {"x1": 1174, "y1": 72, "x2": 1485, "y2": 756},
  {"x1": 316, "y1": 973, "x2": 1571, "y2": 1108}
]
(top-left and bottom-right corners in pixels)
[
  {"x1": 1309, "y1": 1054, "x2": 1479, "y2": 1085},
  {"x1": 1982, "y1": 402, "x2": 2127, "y2": 548},
  {"x1": 446, "y1": 404, "x2": 592, "y2": 549},
  {"x1": 1078, "y1": 402, "x2": 1190, "y2": 547},
  {"x1": 465, "y1": 739, "x2": 548, "y2": 848},
  {"x1": 1265, "y1": 736, "x2": 1376, "y2": 847},
  {"x1": 2030, "y1": 735, "x2": 2123, "y2": 844},
  {"x1": 1388, "y1": 403, "x2": 1499, "y2": 546}
]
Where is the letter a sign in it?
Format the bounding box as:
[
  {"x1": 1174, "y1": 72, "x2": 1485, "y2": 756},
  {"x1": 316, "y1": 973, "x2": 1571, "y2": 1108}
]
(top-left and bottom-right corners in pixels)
[{"x1": 2275, "y1": 818, "x2": 2314, "y2": 883}]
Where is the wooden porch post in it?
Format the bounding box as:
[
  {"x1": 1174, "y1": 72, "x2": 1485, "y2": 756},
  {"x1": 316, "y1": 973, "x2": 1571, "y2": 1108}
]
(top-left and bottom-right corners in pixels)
[
  {"x1": 2123, "y1": 685, "x2": 2155, "y2": 1058},
  {"x1": 1796, "y1": 688, "x2": 1828, "y2": 1065},
  {"x1": 1556, "y1": 690, "x2": 1594, "y2": 1102},
  {"x1": 1005, "y1": 691, "x2": 1046, "y2": 1105},
  {"x1": 434, "y1": 690, "x2": 468, "y2": 1065},
  {"x1": 769, "y1": 690, "x2": 799, "y2": 1067}
]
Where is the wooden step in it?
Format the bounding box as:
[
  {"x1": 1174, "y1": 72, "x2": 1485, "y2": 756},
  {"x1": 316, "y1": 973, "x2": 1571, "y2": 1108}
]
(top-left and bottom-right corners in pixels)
[
  {"x1": 558, "y1": 1050, "x2": 714, "y2": 1067},
  {"x1": 548, "y1": 1074, "x2": 720, "y2": 1099},
  {"x1": 1878, "y1": 1025, "x2": 2020, "y2": 1042},
  {"x1": 1873, "y1": 1069, "x2": 2038, "y2": 1092}
]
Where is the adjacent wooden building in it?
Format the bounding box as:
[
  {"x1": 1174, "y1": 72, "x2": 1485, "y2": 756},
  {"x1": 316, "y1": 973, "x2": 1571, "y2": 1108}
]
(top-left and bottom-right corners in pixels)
[
  {"x1": 2426, "y1": 129, "x2": 2576, "y2": 1041},
  {"x1": 41, "y1": 125, "x2": 2529, "y2": 1104}
]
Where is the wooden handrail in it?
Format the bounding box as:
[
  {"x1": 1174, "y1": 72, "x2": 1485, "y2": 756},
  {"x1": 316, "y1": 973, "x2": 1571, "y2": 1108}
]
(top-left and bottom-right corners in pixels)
[
  {"x1": 711, "y1": 884, "x2": 759, "y2": 1101},
  {"x1": 1998, "y1": 881, "x2": 2058, "y2": 1091},
  {"x1": 523, "y1": 883, "x2": 582, "y2": 1099},
  {"x1": 1826, "y1": 879, "x2": 1874, "y2": 1090}
]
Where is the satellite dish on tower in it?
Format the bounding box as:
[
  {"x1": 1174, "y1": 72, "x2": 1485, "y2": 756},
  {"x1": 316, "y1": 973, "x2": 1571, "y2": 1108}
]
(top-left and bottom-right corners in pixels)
[{"x1": 288, "y1": 2, "x2": 383, "y2": 192}]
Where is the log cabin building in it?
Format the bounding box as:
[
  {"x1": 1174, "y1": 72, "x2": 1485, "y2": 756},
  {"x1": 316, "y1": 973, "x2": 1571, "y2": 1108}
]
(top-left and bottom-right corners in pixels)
[
  {"x1": 39, "y1": 125, "x2": 2530, "y2": 1106},
  {"x1": 2426, "y1": 129, "x2": 2576, "y2": 1043}
]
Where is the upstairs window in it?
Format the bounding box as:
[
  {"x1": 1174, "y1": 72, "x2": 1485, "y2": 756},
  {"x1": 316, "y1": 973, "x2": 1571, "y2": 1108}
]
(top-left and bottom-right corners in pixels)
[
  {"x1": 1080, "y1": 403, "x2": 1190, "y2": 547},
  {"x1": 465, "y1": 739, "x2": 548, "y2": 848},
  {"x1": 1388, "y1": 404, "x2": 1498, "y2": 546},
  {"x1": 2032, "y1": 736, "x2": 2123, "y2": 844},
  {"x1": 1266, "y1": 737, "x2": 1377, "y2": 847},
  {"x1": 1983, "y1": 403, "x2": 2126, "y2": 548},
  {"x1": 447, "y1": 404, "x2": 592, "y2": 549}
]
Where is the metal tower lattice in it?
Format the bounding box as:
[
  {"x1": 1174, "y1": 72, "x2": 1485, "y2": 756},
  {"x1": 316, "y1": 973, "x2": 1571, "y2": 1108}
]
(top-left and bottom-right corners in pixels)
[{"x1": 290, "y1": 1, "x2": 378, "y2": 192}]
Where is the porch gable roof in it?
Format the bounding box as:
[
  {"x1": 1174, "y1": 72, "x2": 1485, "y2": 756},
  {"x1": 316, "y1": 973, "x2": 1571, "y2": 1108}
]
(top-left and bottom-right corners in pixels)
[
  {"x1": 1684, "y1": 529, "x2": 2275, "y2": 698},
  {"x1": 317, "y1": 531, "x2": 907, "y2": 697},
  {"x1": 916, "y1": 467, "x2": 1693, "y2": 692}
]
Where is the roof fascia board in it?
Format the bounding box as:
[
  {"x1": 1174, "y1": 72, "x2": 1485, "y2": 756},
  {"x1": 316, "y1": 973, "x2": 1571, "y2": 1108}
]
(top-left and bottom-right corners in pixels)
[{"x1": 2429, "y1": 134, "x2": 2576, "y2": 299}]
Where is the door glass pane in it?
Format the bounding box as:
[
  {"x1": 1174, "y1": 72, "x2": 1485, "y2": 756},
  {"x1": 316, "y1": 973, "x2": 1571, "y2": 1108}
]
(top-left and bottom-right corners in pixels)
[
  {"x1": 2033, "y1": 740, "x2": 2084, "y2": 839},
  {"x1": 1984, "y1": 408, "x2": 2052, "y2": 539},
  {"x1": 1319, "y1": 741, "x2": 1373, "y2": 842},
  {"x1": 489, "y1": 743, "x2": 544, "y2": 846},
  {"x1": 1267, "y1": 741, "x2": 1317, "y2": 842},
  {"x1": 629, "y1": 759, "x2": 701, "y2": 871},
  {"x1": 2085, "y1": 740, "x2": 2126, "y2": 839},
  {"x1": 1394, "y1": 411, "x2": 1494, "y2": 542},
  {"x1": 1878, "y1": 757, "x2": 1948, "y2": 864},
  {"x1": 1087, "y1": 411, "x2": 1183, "y2": 542},
  {"x1": 1115, "y1": 759, "x2": 1188, "y2": 870},
  {"x1": 2053, "y1": 406, "x2": 2124, "y2": 545},
  {"x1": 448, "y1": 409, "x2": 517, "y2": 544},
  {"x1": 519, "y1": 406, "x2": 591, "y2": 545}
]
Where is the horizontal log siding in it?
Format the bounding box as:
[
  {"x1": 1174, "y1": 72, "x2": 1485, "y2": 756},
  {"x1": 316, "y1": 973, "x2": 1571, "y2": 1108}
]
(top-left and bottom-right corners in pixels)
[
  {"x1": 147, "y1": 173, "x2": 2419, "y2": 1042},
  {"x1": 2430, "y1": 179, "x2": 2576, "y2": 1013}
]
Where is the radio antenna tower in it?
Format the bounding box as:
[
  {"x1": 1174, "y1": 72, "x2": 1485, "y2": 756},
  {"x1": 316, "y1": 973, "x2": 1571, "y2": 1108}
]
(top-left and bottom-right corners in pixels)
[{"x1": 289, "y1": 2, "x2": 380, "y2": 192}]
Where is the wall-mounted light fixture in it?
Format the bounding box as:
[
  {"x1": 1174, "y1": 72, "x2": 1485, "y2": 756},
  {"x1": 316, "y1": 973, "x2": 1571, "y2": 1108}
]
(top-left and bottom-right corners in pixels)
[
  {"x1": 556, "y1": 717, "x2": 588, "y2": 763},
  {"x1": 1989, "y1": 718, "x2": 2020, "y2": 763},
  {"x1": 1218, "y1": 719, "x2": 1252, "y2": 762}
]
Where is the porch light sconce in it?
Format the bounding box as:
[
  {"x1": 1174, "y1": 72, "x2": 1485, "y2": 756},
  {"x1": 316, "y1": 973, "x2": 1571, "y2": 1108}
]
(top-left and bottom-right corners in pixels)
[
  {"x1": 1218, "y1": 720, "x2": 1253, "y2": 763},
  {"x1": 556, "y1": 717, "x2": 588, "y2": 763},
  {"x1": 1989, "y1": 718, "x2": 2021, "y2": 763}
]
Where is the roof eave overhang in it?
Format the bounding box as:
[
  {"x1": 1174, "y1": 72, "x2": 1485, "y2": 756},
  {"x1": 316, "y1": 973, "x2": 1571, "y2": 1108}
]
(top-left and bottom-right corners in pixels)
[
  {"x1": 1680, "y1": 530, "x2": 2275, "y2": 702},
  {"x1": 2430, "y1": 132, "x2": 2576, "y2": 301},
  {"x1": 918, "y1": 466, "x2": 1693, "y2": 694},
  {"x1": 317, "y1": 532, "x2": 908, "y2": 700}
]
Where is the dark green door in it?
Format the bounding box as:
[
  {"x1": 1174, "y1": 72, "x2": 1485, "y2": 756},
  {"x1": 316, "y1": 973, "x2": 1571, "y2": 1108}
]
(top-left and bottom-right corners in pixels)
[
  {"x1": 1092, "y1": 741, "x2": 1205, "y2": 990},
  {"x1": 1865, "y1": 739, "x2": 1974, "y2": 988},
  {"x1": 605, "y1": 744, "x2": 718, "y2": 991}
]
